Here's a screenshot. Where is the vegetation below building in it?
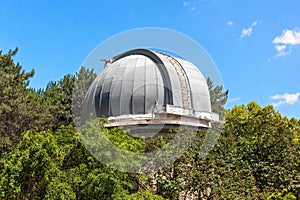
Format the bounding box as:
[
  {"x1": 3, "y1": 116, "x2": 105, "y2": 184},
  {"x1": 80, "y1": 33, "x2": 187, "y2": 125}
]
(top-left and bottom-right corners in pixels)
[{"x1": 0, "y1": 49, "x2": 299, "y2": 199}]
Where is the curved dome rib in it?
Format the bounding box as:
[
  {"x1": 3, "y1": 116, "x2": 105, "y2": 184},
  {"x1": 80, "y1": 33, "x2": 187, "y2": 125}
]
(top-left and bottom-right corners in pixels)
[
  {"x1": 111, "y1": 49, "x2": 173, "y2": 105},
  {"x1": 159, "y1": 53, "x2": 193, "y2": 110}
]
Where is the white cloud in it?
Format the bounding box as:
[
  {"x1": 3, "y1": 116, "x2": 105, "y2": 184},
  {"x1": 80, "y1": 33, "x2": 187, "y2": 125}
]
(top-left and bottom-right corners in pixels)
[
  {"x1": 226, "y1": 20, "x2": 233, "y2": 26},
  {"x1": 275, "y1": 45, "x2": 286, "y2": 51},
  {"x1": 270, "y1": 92, "x2": 300, "y2": 107},
  {"x1": 273, "y1": 29, "x2": 300, "y2": 45},
  {"x1": 241, "y1": 28, "x2": 253, "y2": 37},
  {"x1": 271, "y1": 100, "x2": 285, "y2": 107},
  {"x1": 272, "y1": 28, "x2": 300, "y2": 57},
  {"x1": 240, "y1": 21, "x2": 258, "y2": 38},
  {"x1": 228, "y1": 97, "x2": 241, "y2": 103}
]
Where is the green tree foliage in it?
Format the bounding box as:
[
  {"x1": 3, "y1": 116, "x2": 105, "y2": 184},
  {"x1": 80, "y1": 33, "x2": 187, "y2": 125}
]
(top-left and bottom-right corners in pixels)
[
  {"x1": 222, "y1": 102, "x2": 299, "y2": 198},
  {"x1": 0, "y1": 48, "x2": 34, "y2": 138},
  {"x1": 207, "y1": 77, "x2": 228, "y2": 120},
  {"x1": 0, "y1": 125, "x2": 138, "y2": 199},
  {"x1": 39, "y1": 74, "x2": 75, "y2": 130},
  {"x1": 268, "y1": 189, "x2": 297, "y2": 200},
  {"x1": 119, "y1": 190, "x2": 165, "y2": 200},
  {"x1": 0, "y1": 49, "x2": 50, "y2": 154},
  {"x1": 0, "y1": 128, "x2": 75, "y2": 199},
  {"x1": 155, "y1": 102, "x2": 300, "y2": 199},
  {"x1": 1, "y1": 48, "x2": 299, "y2": 199},
  {"x1": 72, "y1": 67, "x2": 97, "y2": 125},
  {"x1": 38, "y1": 66, "x2": 97, "y2": 130}
]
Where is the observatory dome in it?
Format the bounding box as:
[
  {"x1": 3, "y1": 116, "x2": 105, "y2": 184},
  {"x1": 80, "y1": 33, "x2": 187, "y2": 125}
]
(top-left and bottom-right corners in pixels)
[{"x1": 83, "y1": 49, "x2": 218, "y2": 130}]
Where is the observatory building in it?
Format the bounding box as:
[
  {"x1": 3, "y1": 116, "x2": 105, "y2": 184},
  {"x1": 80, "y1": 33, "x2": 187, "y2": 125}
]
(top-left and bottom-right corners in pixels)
[{"x1": 83, "y1": 49, "x2": 218, "y2": 134}]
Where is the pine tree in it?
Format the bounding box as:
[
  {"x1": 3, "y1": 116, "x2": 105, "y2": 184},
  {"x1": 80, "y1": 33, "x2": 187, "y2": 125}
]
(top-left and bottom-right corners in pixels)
[
  {"x1": 72, "y1": 66, "x2": 96, "y2": 125},
  {"x1": 207, "y1": 77, "x2": 228, "y2": 120},
  {"x1": 0, "y1": 48, "x2": 49, "y2": 152}
]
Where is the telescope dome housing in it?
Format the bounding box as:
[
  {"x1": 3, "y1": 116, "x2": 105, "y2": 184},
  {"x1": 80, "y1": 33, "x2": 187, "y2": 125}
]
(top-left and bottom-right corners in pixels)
[{"x1": 83, "y1": 49, "x2": 218, "y2": 134}]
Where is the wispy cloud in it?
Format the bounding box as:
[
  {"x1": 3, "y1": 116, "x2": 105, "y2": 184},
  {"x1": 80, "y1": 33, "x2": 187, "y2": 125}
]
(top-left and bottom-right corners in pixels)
[
  {"x1": 274, "y1": 48, "x2": 292, "y2": 57},
  {"x1": 190, "y1": 6, "x2": 197, "y2": 11},
  {"x1": 227, "y1": 97, "x2": 241, "y2": 103},
  {"x1": 226, "y1": 20, "x2": 234, "y2": 26},
  {"x1": 183, "y1": 1, "x2": 190, "y2": 7},
  {"x1": 270, "y1": 92, "x2": 300, "y2": 107},
  {"x1": 272, "y1": 28, "x2": 300, "y2": 57},
  {"x1": 182, "y1": 1, "x2": 199, "y2": 13},
  {"x1": 240, "y1": 21, "x2": 258, "y2": 38}
]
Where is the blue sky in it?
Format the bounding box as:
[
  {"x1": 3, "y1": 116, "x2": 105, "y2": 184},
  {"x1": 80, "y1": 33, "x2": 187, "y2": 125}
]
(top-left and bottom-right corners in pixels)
[{"x1": 0, "y1": 0, "x2": 299, "y2": 118}]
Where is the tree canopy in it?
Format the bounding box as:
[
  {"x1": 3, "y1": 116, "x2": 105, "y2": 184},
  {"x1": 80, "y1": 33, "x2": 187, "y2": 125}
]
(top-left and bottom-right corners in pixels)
[{"x1": 0, "y1": 48, "x2": 299, "y2": 199}]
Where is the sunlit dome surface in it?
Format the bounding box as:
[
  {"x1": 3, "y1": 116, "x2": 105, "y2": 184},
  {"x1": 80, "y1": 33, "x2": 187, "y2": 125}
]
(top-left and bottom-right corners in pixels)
[{"x1": 83, "y1": 49, "x2": 218, "y2": 131}]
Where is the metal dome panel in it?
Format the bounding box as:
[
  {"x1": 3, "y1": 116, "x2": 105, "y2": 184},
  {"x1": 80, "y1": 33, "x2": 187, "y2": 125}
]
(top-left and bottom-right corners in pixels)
[{"x1": 83, "y1": 48, "x2": 218, "y2": 129}]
